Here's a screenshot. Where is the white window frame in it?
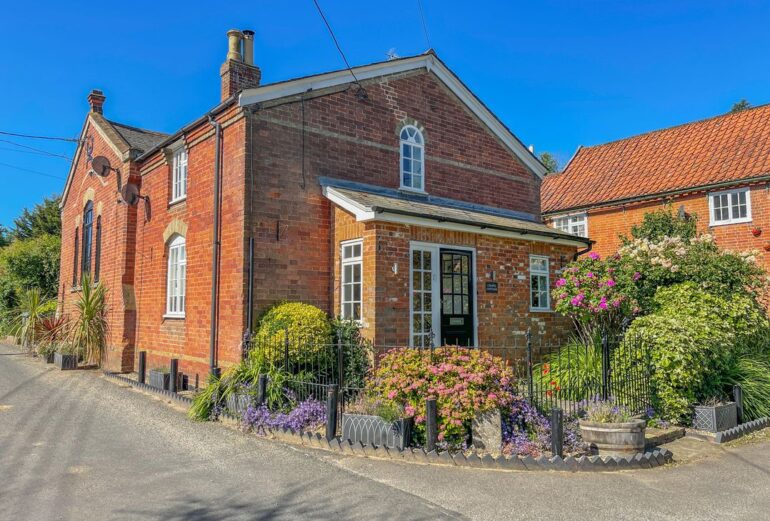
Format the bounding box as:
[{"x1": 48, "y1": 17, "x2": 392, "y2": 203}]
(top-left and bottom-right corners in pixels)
[
  {"x1": 708, "y1": 187, "x2": 752, "y2": 226},
  {"x1": 340, "y1": 239, "x2": 363, "y2": 322},
  {"x1": 553, "y1": 213, "x2": 588, "y2": 237},
  {"x1": 529, "y1": 255, "x2": 550, "y2": 312},
  {"x1": 170, "y1": 148, "x2": 188, "y2": 203},
  {"x1": 165, "y1": 235, "x2": 186, "y2": 318},
  {"x1": 399, "y1": 125, "x2": 425, "y2": 193}
]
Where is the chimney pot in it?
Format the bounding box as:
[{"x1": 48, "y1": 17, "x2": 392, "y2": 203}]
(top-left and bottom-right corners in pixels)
[
  {"x1": 242, "y1": 29, "x2": 255, "y2": 66},
  {"x1": 226, "y1": 29, "x2": 243, "y2": 62},
  {"x1": 87, "y1": 89, "x2": 106, "y2": 114}
]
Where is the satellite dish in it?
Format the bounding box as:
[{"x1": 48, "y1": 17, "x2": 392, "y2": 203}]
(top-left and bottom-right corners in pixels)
[
  {"x1": 91, "y1": 156, "x2": 112, "y2": 177},
  {"x1": 119, "y1": 183, "x2": 141, "y2": 206}
]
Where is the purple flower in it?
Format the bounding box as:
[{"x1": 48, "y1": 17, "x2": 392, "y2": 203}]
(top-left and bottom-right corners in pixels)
[
  {"x1": 588, "y1": 252, "x2": 601, "y2": 260},
  {"x1": 598, "y1": 296, "x2": 608, "y2": 310},
  {"x1": 555, "y1": 278, "x2": 567, "y2": 288},
  {"x1": 586, "y1": 272, "x2": 595, "y2": 279},
  {"x1": 633, "y1": 272, "x2": 642, "y2": 281},
  {"x1": 605, "y1": 279, "x2": 616, "y2": 288}
]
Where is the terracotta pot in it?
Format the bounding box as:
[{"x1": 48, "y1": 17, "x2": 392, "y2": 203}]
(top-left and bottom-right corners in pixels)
[
  {"x1": 579, "y1": 419, "x2": 646, "y2": 456},
  {"x1": 752, "y1": 228, "x2": 762, "y2": 237},
  {"x1": 764, "y1": 243, "x2": 770, "y2": 252}
]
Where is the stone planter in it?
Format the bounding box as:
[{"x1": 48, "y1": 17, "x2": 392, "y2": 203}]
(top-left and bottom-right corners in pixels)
[
  {"x1": 148, "y1": 369, "x2": 171, "y2": 391},
  {"x1": 472, "y1": 410, "x2": 502, "y2": 451},
  {"x1": 226, "y1": 393, "x2": 252, "y2": 417},
  {"x1": 579, "y1": 419, "x2": 646, "y2": 456},
  {"x1": 44, "y1": 352, "x2": 55, "y2": 364},
  {"x1": 341, "y1": 413, "x2": 414, "y2": 450},
  {"x1": 54, "y1": 352, "x2": 78, "y2": 371},
  {"x1": 693, "y1": 402, "x2": 737, "y2": 433}
]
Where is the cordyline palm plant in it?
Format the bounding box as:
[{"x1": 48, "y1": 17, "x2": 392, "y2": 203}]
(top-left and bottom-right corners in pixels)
[
  {"x1": 37, "y1": 314, "x2": 69, "y2": 358},
  {"x1": 10, "y1": 288, "x2": 52, "y2": 351},
  {"x1": 70, "y1": 274, "x2": 108, "y2": 366}
]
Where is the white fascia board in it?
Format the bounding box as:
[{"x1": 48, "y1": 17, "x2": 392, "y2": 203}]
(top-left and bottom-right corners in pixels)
[
  {"x1": 60, "y1": 118, "x2": 90, "y2": 209},
  {"x1": 373, "y1": 212, "x2": 587, "y2": 247},
  {"x1": 240, "y1": 55, "x2": 546, "y2": 179},
  {"x1": 322, "y1": 187, "x2": 376, "y2": 220}
]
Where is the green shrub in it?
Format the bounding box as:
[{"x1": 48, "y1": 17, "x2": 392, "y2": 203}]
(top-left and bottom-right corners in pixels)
[
  {"x1": 533, "y1": 334, "x2": 603, "y2": 403},
  {"x1": 9, "y1": 288, "x2": 52, "y2": 349},
  {"x1": 69, "y1": 275, "x2": 108, "y2": 366},
  {"x1": 332, "y1": 318, "x2": 373, "y2": 390},
  {"x1": 253, "y1": 302, "x2": 332, "y2": 365},
  {"x1": 625, "y1": 205, "x2": 697, "y2": 243},
  {"x1": 724, "y1": 354, "x2": 770, "y2": 421},
  {"x1": 626, "y1": 283, "x2": 769, "y2": 424}
]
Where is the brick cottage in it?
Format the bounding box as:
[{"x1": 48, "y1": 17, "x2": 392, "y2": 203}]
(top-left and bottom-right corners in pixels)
[
  {"x1": 541, "y1": 104, "x2": 770, "y2": 269},
  {"x1": 58, "y1": 30, "x2": 590, "y2": 380}
]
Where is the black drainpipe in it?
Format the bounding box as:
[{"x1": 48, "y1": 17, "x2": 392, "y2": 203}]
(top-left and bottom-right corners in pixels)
[
  {"x1": 573, "y1": 241, "x2": 594, "y2": 261},
  {"x1": 208, "y1": 115, "x2": 222, "y2": 378}
]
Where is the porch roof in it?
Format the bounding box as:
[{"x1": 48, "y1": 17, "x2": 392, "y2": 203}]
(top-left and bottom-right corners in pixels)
[{"x1": 320, "y1": 178, "x2": 591, "y2": 248}]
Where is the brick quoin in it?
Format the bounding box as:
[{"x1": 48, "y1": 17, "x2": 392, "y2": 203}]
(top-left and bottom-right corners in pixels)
[{"x1": 58, "y1": 39, "x2": 581, "y2": 382}]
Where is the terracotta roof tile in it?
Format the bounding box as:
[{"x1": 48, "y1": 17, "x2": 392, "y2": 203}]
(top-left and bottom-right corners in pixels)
[{"x1": 542, "y1": 104, "x2": 770, "y2": 213}]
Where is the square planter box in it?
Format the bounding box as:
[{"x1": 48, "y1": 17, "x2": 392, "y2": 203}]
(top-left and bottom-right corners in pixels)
[
  {"x1": 341, "y1": 413, "x2": 414, "y2": 450},
  {"x1": 54, "y1": 352, "x2": 78, "y2": 370},
  {"x1": 226, "y1": 393, "x2": 252, "y2": 417},
  {"x1": 148, "y1": 369, "x2": 171, "y2": 391},
  {"x1": 44, "y1": 352, "x2": 55, "y2": 364},
  {"x1": 693, "y1": 402, "x2": 738, "y2": 433}
]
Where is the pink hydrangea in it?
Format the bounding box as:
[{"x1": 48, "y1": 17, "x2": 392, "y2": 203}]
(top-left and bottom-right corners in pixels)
[{"x1": 588, "y1": 252, "x2": 601, "y2": 260}]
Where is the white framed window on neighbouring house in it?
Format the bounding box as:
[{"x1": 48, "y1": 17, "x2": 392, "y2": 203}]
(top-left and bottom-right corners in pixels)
[
  {"x1": 400, "y1": 125, "x2": 425, "y2": 192},
  {"x1": 341, "y1": 240, "x2": 363, "y2": 321},
  {"x1": 171, "y1": 148, "x2": 188, "y2": 203},
  {"x1": 709, "y1": 188, "x2": 751, "y2": 225},
  {"x1": 553, "y1": 213, "x2": 588, "y2": 237},
  {"x1": 166, "y1": 235, "x2": 186, "y2": 317},
  {"x1": 530, "y1": 255, "x2": 550, "y2": 311}
]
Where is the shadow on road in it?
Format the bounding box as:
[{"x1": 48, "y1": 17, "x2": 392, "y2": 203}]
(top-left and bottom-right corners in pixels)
[{"x1": 113, "y1": 484, "x2": 459, "y2": 521}]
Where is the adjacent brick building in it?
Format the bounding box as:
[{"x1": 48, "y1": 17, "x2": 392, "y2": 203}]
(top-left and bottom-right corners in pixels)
[
  {"x1": 58, "y1": 30, "x2": 589, "y2": 380},
  {"x1": 542, "y1": 104, "x2": 770, "y2": 269}
]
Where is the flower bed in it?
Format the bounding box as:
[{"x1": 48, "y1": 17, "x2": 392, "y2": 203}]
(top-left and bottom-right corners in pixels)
[
  {"x1": 501, "y1": 396, "x2": 585, "y2": 457},
  {"x1": 242, "y1": 398, "x2": 326, "y2": 435}
]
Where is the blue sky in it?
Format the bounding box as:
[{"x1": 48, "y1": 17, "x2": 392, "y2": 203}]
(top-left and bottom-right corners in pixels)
[{"x1": 2, "y1": 0, "x2": 770, "y2": 227}]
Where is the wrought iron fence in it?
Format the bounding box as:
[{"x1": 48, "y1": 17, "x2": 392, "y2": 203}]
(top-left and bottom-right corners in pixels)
[{"x1": 245, "y1": 328, "x2": 654, "y2": 426}]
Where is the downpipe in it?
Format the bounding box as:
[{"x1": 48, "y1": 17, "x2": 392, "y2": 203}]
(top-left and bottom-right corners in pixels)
[{"x1": 208, "y1": 115, "x2": 222, "y2": 378}]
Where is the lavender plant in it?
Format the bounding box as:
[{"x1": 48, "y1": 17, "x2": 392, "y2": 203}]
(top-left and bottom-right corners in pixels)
[
  {"x1": 242, "y1": 398, "x2": 326, "y2": 434},
  {"x1": 501, "y1": 396, "x2": 586, "y2": 457},
  {"x1": 583, "y1": 398, "x2": 633, "y2": 423}
]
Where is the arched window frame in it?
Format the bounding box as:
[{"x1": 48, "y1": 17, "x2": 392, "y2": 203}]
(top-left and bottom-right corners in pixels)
[
  {"x1": 399, "y1": 125, "x2": 425, "y2": 192},
  {"x1": 81, "y1": 202, "x2": 94, "y2": 277},
  {"x1": 72, "y1": 227, "x2": 80, "y2": 287},
  {"x1": 165, "y1": 234, "x2": 187, "y2": 318},
  {"x1": 94, "y1": 216, "x2": 102, "y2": 283}
]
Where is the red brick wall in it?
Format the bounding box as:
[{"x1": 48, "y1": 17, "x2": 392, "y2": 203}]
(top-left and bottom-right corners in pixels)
[
  {"x1": 133, "y1": 107, "x2": 247, "y2": 379},
  {"x1": 58, "y1": 119, "x2": 137, "y2": 372},
  {"x1": 246, "y1": 69, "x2": 546, "y2": 324},
  {"x1": 546, "y1": 182, "x2": 770, "y2": 269}
]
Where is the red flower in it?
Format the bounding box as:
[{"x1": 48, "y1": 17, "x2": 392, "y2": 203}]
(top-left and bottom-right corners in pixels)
[
  {"x1": 541, "y1": 363, "x2": 551, "y2": 376},
  {"x1": 546, "y1": 390, "x2": 553, "y2": 397}
]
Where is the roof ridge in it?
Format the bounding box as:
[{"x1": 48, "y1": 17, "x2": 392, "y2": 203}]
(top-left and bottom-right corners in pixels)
[
  {"x1": 581, "y1": 101, "x2": 770, "y2": 151},
  {"x1": 106, "y1": 119, "x2": 168, "y2": 137}
]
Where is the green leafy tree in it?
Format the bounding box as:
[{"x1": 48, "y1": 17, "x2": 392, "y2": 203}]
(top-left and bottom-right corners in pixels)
[
  {"x1": 11, "y1": 195, "x2": 62, "y2": 240},
  {"x1": 0, "y1": 234, "x2": 61, "y2": 300},
  {"x1": 0, "y1": 225, "x2": 9, "y2": 248},
  {"x1": 730, "y1": 99, "x2": 752, "y2": 113},
  {"x1": 625, "y1": 205, "x2": 697, "y2": 243},
  {"x1": 539, "y1": 152, "x2": 559, "y2": 174}
]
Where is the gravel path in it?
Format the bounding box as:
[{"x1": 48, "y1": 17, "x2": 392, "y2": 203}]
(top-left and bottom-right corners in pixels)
[{"x1": 2, "y1": 344, "x2": 769, "y2": 521}]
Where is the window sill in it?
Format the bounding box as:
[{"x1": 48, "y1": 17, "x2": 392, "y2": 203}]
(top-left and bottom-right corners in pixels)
[
  {"x1": 398, "y1": 187, "x2": 428, "y2": 196},
  {"x1": 709, "y1": 218, "x2": 752, "y2": 227},
  {"x1": 529, "y1": 308, "x2": 553, "y2": 313},
  {"x1": 168, "y1": 197, "x2": 187, "y2": 208},
  {"x1": 163, "y1": 313, "x2": 186, "y2": 320}
]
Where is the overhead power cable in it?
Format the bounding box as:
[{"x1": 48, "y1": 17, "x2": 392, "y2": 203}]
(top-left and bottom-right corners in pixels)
[
  {"x1": 311, "y1": 0, "x2": 368, "y2": 98},
  {"x1": 416, "y1": 0, "x2": 432, "y2": 49},
  {"x1": 0, "y1": 130, "x2": 80, "y2": 143},
  {"x1": 0, "y1": 139, "x2": 72, "y2": 160},
  {"x1": 0, "y1": 161, "x2": 66, "y2": 181}
]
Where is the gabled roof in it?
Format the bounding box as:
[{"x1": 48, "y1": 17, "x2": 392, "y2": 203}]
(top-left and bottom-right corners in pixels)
[
  {"x1": 320, "y1": 177, "x2": 590, "y2": 247},
  {"x1": 60, "y1": 113, "x2": 167, "y2": 208},
  {"x1": 108, "y1": 120, "x2": 168, "y2": 154},
  {"x1": 240, "y1": 52, "x2": 548, "y2": 179},
  {"x1": 541, "y1": 103, "x2": 770, "y2": 214}
]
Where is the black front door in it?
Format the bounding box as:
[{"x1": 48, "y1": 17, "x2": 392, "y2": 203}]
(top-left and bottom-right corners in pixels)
[{"x1": 440, "y1": 249, "x2": 474, "y2": 346}]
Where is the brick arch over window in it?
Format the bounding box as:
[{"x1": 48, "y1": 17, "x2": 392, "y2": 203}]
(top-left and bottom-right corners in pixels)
[{"x1": 162, "y1": 219, "x2": 188, "y2": 243}]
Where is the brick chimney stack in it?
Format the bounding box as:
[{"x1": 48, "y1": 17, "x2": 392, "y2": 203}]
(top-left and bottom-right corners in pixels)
[
  {"x1": 220, "y1": 29, "x2": 261, "y2": 101},
  {"x1": 88, "y1": 89, "x2": 106, "y2": 114}
]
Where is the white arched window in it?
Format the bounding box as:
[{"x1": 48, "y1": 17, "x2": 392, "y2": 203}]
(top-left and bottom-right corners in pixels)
[
  {"x1": 400, "y1": 125, "x2": 424, "y2": 191},
  {"x1": 166, "y1": 235, "x2": 186, "y2": 317}
]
